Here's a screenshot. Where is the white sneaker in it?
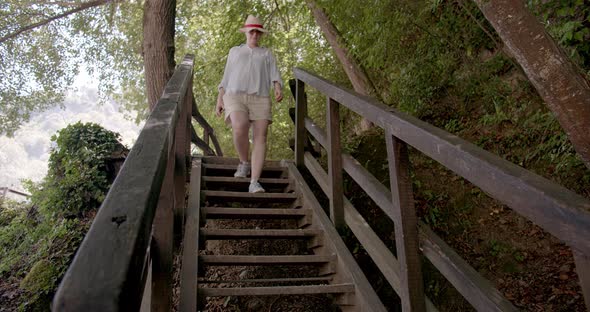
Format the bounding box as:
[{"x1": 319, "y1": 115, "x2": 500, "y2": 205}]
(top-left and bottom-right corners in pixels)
[
  {"x1": 249, "y1": 181, "x2": 265, "y2": 193},
  {"x1": 234, "y1": 162, "x2": 250, "y2": 178}
]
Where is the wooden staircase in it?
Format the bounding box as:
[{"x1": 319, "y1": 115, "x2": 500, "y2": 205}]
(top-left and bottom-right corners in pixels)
[{"x1": 179, "y1": 156, "x2": 386, "y2": 311}]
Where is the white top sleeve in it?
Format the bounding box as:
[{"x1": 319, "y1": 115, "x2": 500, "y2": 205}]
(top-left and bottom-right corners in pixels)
[{"x1": 218, "y1": 45, "x2": 282, "y2": 97}]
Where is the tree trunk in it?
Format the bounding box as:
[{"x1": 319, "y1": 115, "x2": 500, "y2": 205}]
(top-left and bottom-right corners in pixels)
[
  {"x1": 473, "y1": 0, "x2": 590, "y2": 169},
  {"x1": 305, "y1": 0, "x2": 377, "y2": 132},
  {"x1": 143, "y1": 0, "x2": 177, "y2": 111}
]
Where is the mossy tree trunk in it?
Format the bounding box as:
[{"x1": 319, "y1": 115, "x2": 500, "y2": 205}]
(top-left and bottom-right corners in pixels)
[
  {"x1": 473, "y1": 0, "x2": 590, "y2": 169},
  {"x1": 143, "y1": 0, "x2": 177, "y2": 111},
  {"x1": 305, "y1": 0, "x2": 377, "y2": 133}
]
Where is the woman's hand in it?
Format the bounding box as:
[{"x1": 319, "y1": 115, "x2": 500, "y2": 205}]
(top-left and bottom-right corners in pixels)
[
  {"x1": 274, "y1": 82, "x2": 283, "y2": 102},
  {"x1": 216, "y1": 89, "x2": 225, "y2": 117},
  {"x1": 216, "y1": 97, "x2": 224, "y2": 117}
]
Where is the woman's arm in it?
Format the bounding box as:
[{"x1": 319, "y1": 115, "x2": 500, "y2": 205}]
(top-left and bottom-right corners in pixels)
[{"x1": 269, "y1": 51, "x2": 283, "y2": 102}]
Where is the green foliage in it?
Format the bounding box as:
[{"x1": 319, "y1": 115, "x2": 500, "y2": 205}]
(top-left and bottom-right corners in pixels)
[
  {"x1": 528, "y1": 0, "x2": 590, "y2": 70},
  {"x1": 20, "y1": 260, "x2": 58, "y2": 292},
  {"x1": 32, "y1": 122, "x2": 123, "y2": 217},
  {"x1": 0, "y1": 1, "x2": 144, "y2": 135},
  {"x1": 0, "y1": 123, "x2": 122, "y2": 310}
]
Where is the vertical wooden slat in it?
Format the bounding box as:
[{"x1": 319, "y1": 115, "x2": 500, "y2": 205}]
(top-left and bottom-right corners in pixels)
[
  {"x1": 295, "y1": 79, "x2": 307, "y2": 168},
  {"x1": 573, "y1": 249, "x2": 590, "y2": 309},
  {"x1": 179, "y1": 159, "x2": 202, "y2": 312},
  {"x1": 385, "y1": 131, "x2": 425, "y2": 312},
  {"x1": 152, "y1": 145, "x2": 176, "y2": 312},
  {"x1": 174, "y1": 98, "x2": 188, "y2": 240},
  {"x1": 186, "y1": 81, "x2": 193, "y2": 168},
  {"x1": 327, "y1": 97, "x2": 344, "y2": 228}
]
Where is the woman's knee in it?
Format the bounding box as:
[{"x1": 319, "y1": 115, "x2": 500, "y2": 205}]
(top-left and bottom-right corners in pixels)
[{"x1": 230, "y1": 115, "x2": 249, "y2": 135}]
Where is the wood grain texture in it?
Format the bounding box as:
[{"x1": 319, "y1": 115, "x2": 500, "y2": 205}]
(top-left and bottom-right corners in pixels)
[
  {"x1": 295, "y1": 79, "x2": 307, "y2": 167},
  {"x1": 179, "y1": 160, "x2": 202, "y2": 312},
  {"x1": 385, "y1": 133, "x2": 425, "y2": 311},
  {"x1": 326, "y1": 98, "x2": 344, "y2": 228}
]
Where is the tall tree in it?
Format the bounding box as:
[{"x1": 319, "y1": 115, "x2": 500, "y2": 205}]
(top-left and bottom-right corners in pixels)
[
  {"x1": 143, "y1": 0, "x2": 177, "y2": 111},
  {"x1": 473, "y1": 0, "x2": 590, "y2": 168},
  {"x1": 305, "y1": 0, "x2": 378, "y2": 132}
]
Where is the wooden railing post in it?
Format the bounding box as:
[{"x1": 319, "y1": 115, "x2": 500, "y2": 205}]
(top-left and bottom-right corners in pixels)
[
  {"x1": 385, "y1": 131, "x2": 425, "y2": 312},
  {"x1": 152, "y1": 136, "x2": 176, "y2": 312},
  {"x1": 327, "y1": 97, "x2": 344, "y2": 228},
  {"x1": 295, "y1": 79, "x2": 307, "y2": 168},
  {"x1": 173, "y1": 91, "x2": 189, "y2": 241}
]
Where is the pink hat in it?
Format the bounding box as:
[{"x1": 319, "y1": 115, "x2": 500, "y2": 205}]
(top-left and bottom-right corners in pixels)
[{"x1": 239, "y1": 15, "x2": 268, "y2": 33}]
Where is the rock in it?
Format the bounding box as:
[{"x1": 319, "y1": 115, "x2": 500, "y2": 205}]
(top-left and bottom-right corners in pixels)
[
  {"x1": 559, "y1": 273, "x2": 569, "y2": 280},
  {"x1": 239, "y1": 270, "x2": 248, "y2": 279},
  {"x1": 246, "y1": 298, "x2": 263, "y2": 310},
  {"x1": 559, "y1": 265, "x2": 570, "y2": 273}
]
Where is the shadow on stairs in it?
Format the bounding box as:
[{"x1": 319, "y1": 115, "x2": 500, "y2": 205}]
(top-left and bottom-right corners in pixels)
[{"x1": 178, "y1": 156, "x2": 387, "y2": 312}]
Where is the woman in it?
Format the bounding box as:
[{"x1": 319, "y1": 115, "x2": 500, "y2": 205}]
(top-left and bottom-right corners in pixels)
[{"x1": 216, "y1": 15, "x2": 283, "y2": 193}]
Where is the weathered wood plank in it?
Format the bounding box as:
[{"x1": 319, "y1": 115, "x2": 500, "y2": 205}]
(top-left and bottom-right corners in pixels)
[
  {"x1": 295, "y1": 79, "x2": 307, "y2": 167},
  {"x1": 201, "y1": 156, "x2": 282, "y2": 166},
  {"x1": 202, "y1": 176, "x2": 289, "y2": 185},
  {"x1": 202, "y1": 190, "x2": 297, "y2": 203},
  {"x1": 53, "y1": 55, "x2": 195, "y2": 311},
  {"x1": 152, "y1": 146, "x2": 176, "y2": 312},
  {"x1": 288, "y1": 162, "x2": 387, "y2": 312},
  {"x1": 200, "y1": 228, "x2": 320, "y2": 240},
  {"x1": 200, "y1": 255, "x2": 334, "y2": 265},
  {"x1": 198, "y1": 277, "x2": 333, "y2": 284},
  {"x1": 326, "y1": 98, "x2": 344, "y2": 228},
  {"x1": 294, "y1": 67, "x2": 590, "y2": 255},
  {"x1": 202, "y1": 163, "x2": 286, "y2": 178},
  {"x1": 202, "y1": 207, "x2": 308, "y2": 219},
  {"x1": 179, "y1": 159, "x2": 202, "y2": 312},
  {"x1": 199, "y1": 284, "x2": 355, "y2": 297},
  {"x1": 385, "y1": 132, "x2": 425, "y2": 311}
]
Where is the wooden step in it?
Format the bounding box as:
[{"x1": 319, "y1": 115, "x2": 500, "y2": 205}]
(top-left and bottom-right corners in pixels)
[
  {"x1": 198, "y1": 284, "x2": 355, "y2": 297},
  {"x1": 201, "y1": 176, "x2": 291, "y2": 192},
  {"x1": 198, "y1": 277, "x2": 333, "y2": 284},
  {"x1": 202, "y1": 207, "x2": 308, "y2": 220},
  {"x1": 202, "y1": 190, "x2": 297, "y2": 203},
  {"x1": 200, "y1": 255, "x2": 334, "y2": 266},
  {"x1": 202, "y1": 163, "x2": 286, "y2": 178},
  {"x1": 200, "y1": 228, "x2": 321, "y2": 240},
  {"x1": 202, "y1": 176, "x2": 290, "y2": 186}
]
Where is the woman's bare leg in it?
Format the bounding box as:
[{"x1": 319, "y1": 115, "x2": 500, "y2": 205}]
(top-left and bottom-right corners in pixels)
[
  {"x1": 251, "y1": 119, "x2": 269, "y2": 181},
  {"x1": 230, "y1": 111, "x2": 250, "y2": 163}
]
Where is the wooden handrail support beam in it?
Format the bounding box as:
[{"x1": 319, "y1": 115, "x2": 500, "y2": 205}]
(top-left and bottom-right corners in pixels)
[
  {"x1": 294, "y1": 67, "x2": 590, "y2": 310},
  {"x1": 53, "y1": 55, "x2": 196, "y2": 311},
  {"x1": 303, "y1": 125, "x2": 514, "y2": 310}
]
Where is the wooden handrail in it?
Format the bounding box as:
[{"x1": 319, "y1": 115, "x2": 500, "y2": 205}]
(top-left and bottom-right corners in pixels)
[
  {"x1": 293, "y1": 67, "x2": 590, "y2": 310},
  {"x1": 53, "y1": 55, "x2": 196, "y2": 311}
]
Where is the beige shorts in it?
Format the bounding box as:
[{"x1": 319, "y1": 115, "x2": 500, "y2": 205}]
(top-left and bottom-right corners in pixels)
[{"x1": 223, "y1": 94, "x2": 272, "y2": 125}]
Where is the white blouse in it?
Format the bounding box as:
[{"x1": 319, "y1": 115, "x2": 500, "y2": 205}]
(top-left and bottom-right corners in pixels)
[{"x1": 218, "y1": 44, "x2": 283, "y2": 97}]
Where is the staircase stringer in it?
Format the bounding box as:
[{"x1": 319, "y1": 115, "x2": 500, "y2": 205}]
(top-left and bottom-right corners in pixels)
[
  {"x1": 179, "y1": 157, "x2": 203, "y2": 312},
  {"x1": 285, "y1": 161, "x2": 387, "y2": 312}
]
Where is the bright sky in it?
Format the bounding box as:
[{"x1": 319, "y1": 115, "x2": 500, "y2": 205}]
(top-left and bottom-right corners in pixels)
[{"x1": 0, "y1": 71, "x2": 143, "y2": 192}]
